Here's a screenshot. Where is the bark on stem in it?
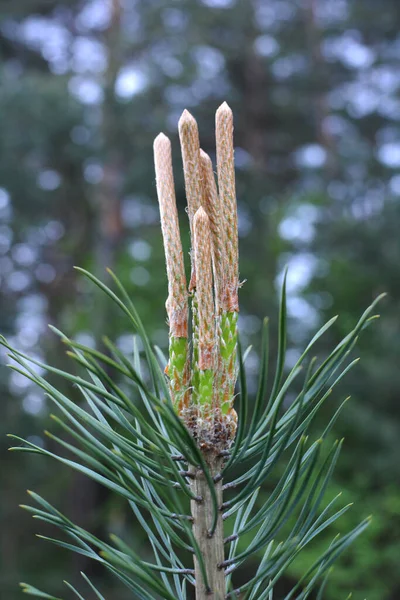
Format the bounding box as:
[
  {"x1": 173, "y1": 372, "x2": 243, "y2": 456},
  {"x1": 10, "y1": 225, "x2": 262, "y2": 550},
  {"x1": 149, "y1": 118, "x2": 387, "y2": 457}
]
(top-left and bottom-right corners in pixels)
[{"x1": 190, "y1": 455, "x2": 225, "y2": 600}]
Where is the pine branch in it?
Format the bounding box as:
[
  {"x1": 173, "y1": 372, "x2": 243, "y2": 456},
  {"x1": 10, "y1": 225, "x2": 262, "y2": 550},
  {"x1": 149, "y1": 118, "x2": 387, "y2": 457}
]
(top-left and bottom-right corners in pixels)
[{"x1": 0, "y1": 103, "x2": 385, "y2": 600}]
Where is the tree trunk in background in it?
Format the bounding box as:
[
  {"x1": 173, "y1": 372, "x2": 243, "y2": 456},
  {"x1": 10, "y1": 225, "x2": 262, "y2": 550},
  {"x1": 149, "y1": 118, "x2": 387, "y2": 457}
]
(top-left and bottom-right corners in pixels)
[
  {"x1": 304, "y1": 0, "x2": 338, "y2": 179},
  {"x1": 95, "y1": 0, "x2": 124, "y2": 280}
]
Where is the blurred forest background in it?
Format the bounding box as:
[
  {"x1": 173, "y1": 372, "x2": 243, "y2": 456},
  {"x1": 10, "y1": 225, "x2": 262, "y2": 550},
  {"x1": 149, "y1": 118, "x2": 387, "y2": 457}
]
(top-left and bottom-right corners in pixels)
[{"x1": 0, "y1": 0, "x2": 399, "y2": 598}]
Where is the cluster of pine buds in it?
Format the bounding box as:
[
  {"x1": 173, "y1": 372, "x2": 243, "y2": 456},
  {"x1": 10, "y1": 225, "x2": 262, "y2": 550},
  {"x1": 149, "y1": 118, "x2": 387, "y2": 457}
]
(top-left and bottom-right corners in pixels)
[{"x1": 154, "y1": 102, "x2": 239, "y2": 452}]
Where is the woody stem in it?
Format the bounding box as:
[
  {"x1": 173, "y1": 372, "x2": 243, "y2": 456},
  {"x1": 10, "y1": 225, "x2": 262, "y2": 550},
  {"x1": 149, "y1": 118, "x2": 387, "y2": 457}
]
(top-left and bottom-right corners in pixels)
[{"x1": 190, "y1": 455, "x2": 225, "y2": 600}]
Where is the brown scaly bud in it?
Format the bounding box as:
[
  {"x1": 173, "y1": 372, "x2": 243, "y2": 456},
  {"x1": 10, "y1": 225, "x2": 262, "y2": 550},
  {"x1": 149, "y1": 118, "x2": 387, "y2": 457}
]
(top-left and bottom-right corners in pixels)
[
  {"x1": 154, "y1": 133, "x2": 188, "y2": 338},
  {"x1": 178, "y1": 109, "x2": 203, "y2": 291},
  {"x1": 193, "y1": 207, "x2": 215, "y2": 371},
  {"x1": 216, "y1": 102, "x2": 239, "y2": 313},
  {"x1": 200, "y1": 149, "x2": 224, "y2": 316}
]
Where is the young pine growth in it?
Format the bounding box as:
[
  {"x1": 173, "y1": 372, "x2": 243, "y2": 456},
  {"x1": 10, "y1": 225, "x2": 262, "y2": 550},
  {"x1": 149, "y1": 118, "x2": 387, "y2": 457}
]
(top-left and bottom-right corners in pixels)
[
  {"x1": 1, "y1": 103, "x2": 383, "y2": 600},
  {"x1": 156, "y1": 103, "x2": 238, "y2": 459}
]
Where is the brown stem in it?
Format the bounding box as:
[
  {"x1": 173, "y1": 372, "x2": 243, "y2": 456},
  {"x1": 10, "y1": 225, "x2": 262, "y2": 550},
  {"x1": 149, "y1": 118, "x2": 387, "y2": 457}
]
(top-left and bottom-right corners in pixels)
[{"x1": 190, "y1": 455, "x2": 225, "y2": 600}]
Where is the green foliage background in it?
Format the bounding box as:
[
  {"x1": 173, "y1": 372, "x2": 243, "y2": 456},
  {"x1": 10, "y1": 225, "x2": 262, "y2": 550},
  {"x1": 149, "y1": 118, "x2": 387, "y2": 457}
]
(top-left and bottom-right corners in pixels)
[{"x1": 0, "y1": 1, "x2": 399, "y2": 598}]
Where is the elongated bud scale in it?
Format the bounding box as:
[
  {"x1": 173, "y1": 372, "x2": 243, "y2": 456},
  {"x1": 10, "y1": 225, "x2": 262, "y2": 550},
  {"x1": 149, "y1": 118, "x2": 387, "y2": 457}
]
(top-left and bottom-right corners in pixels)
[
  {"x1": 154, "y1": 133, "x2": 189, "y2": 412},
  {"x1": 178, "y1": 110, "x2": 203, "y2": 234},
  {"x1": 215, "y1": 103, "x2": 239, "y2": 416},
  {"x1": 178, "y1": 109, "x2": 203, "y2": 291},
  {"x1": 154, "y1": 133, "x2": 188, "y2": 338},
  {"x1": 193, "y1": 207, "x2": 215, "y2": 372},
  {"x1": 200, "y1": 149, "x2": 223, "y2": 316},
  {"x1": 216, "y1": 102, "x2": 239, "y2": 313}
]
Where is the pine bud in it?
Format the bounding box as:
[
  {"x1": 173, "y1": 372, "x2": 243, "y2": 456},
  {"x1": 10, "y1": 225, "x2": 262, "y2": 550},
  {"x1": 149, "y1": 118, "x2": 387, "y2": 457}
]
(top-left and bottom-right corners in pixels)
[
  {"x1": 154, "y1": 133, "x2": 189, "y2": 411},
  {"x1": 193, "y1": 207, "x2": 215, "y2": 372},
  {"x1": 178, "y1": 109, "x2": 203, "y2": 291},
  {"x1": 200, "y1": 149, "x2": 223, "y2": 315},
  {"x1": 216, "y1": 102, "x2": 239, "y2": 313},
  {"x1": 154, "y1": 133, "x2": 188, "y2": 338}
]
